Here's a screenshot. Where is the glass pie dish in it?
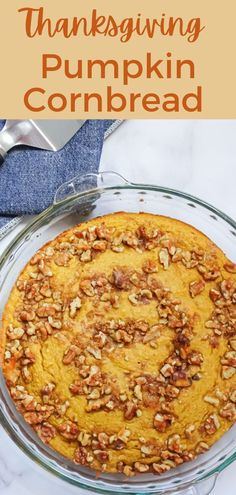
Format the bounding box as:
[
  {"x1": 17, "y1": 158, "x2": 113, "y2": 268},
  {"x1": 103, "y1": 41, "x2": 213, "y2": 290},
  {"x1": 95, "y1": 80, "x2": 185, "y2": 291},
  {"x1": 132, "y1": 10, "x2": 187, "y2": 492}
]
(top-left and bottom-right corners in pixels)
[{"x1": 0, "y1": 171, "x2": 235, "y2": 495}]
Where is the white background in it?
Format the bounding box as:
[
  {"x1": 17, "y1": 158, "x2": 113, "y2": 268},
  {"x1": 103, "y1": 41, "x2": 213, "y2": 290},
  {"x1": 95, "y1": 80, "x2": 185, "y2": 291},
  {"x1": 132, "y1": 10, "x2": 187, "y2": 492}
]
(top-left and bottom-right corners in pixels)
[{"x1": 0, "y1": 120, "x2": 236, "y2": 493}]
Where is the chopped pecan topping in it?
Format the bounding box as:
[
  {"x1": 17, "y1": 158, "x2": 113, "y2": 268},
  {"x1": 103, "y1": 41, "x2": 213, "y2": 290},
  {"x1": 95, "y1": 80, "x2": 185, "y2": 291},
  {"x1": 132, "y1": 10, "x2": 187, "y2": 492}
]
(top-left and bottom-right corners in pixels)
[
  {"x1": 47, "y1": 316, "x2": 62, "y2": 329},
  {"x1": 86, "y1": 346, "x2": 102, "y2": 360},
  {"x1": 203, "y1": 396, "x2": 219, "y2": 407},
  {"x1": 78, "y1": 431, "x2": 91, "y2": 447},
  {"x1": 184, "y1": 424, "x2": 195, "y2": 438},
  {"x1": 153, "y1": 462, "x2": 171, "y2": 474},
  {"x1": 69, "y1": 297, "x2": 81, "y2": 318},
  {"x1": 92, "y1": 240, "x2": 107, "y2": 252},
  {"x1": 96, "y1": 224, "x2": 115, "y2": 241},
  {"x1": 198, "y1": 265, "x2": 220, "y2": 281},
  {"x1": 41, "y1": 382, "x2": 55, "y2": 397},
  {"x1": 54, "y1": 252, "x2": 70, "y2": 266},
  {"x1": 74, "y1": 446, "x2": 88, "y2": 465},
  {"x1": 189, "y1": 279, "x2": 205, "y2": 298},
  {"x1": 134, "y1": 462, "x2": 149, "y2": 473},
  {"x1": 201, "y1": 414, "x2": 220, "y2": 435},
  {"x1": 171, "y1": 371, "x2": 191, "y2": 388},
  {"x1": 195, "y1": 442, "x2": 209, "y2": 454},
  {"x1": 142, "y1": 259, "x2": 158, "y2": 273},
  {"x1": 21, "y1": 366, "x2": 32, "y2": 384},
  {"x1": 134, "y1": 384, "x2": 143, "y2": 401},
  {"x1": 80, "y1": 250, "x2": 92, "y2": 262},
  {"x1": 229, "y1": 339, "x2": 236, "y2": 351},
  {"x1": 63, "y1": 345, "x2": 80, "y2": 365},
  {"x1": 111, "y1": 268, "x2": 131, "y2": 290},
  {"x1": 221, "y1": 351, "x2": 236, "y2": 367},
  {"x1": 123, "y1": 465, "x2": 135, "y2": 477},
  {"x1": 124, "y1": 401, "x2": 138, "y2": 420},
  {"x1": 222, "y1": 366, "x2": 236, "y2": 380},
  {"x1": 24, "y1": 405, "x2": 54, "y2": 425},
  {"x1": 19, "y1": 310, "x2": 35, "y2": 322},
  {"x1": 6, "y1": 325, "x2": 25, "y2": 340},
  {"x1": 94, "y1": 450, "x2": 109, "y2": 463},
  {"x1": 35, "y1": 422, "x2": 56, "y2": 443},
  {"x1": 80, "y1": 279, "x2": 95, "y2": 297},
  {"x1": 159, "y1": 249, "x2": 170, "y2": 270},
  {"x1": 154, "y1": 413, "x2": 173, "y2": 432},
  {"x1": 229, "y1": 389, "x2": 236, "y2": 403},
  {"x1": 219, "y1": 402, "x2": 236, "y2": 421},
  {"x1": 36, "y1": 305, "x2": 56, "y2": 318},
  {"x1": 167, "y1": 434, "x2": 183, "y2": 453},
  {"x1": 57, "y1": 422, "x2": 79, "y2": 440},
  {"x1": 224, "y1": 262, "x2": 236, "y2": 273}
]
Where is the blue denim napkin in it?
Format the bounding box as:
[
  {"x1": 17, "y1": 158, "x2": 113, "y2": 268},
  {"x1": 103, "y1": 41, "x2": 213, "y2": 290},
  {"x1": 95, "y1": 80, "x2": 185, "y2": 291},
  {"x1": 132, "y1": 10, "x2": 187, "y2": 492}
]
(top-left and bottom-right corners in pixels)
[{"x1": 0, "y1": 120, "x2": 121, "y2": 238}]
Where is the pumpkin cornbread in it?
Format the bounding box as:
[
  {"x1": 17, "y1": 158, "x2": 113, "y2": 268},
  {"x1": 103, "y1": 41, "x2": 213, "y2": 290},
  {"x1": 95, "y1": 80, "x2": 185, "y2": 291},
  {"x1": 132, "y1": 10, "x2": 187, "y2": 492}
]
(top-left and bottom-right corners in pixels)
[{"x1": 1, "y1": 212, "x2": 236, "y2": 476}]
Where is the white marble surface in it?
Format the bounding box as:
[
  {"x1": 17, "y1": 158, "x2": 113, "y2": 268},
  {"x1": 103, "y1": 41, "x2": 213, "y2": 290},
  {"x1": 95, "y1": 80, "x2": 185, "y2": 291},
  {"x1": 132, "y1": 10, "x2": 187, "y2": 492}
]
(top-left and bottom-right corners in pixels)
[{"x1": 0, "y1": 119, "x2": 236, "y2": 494}]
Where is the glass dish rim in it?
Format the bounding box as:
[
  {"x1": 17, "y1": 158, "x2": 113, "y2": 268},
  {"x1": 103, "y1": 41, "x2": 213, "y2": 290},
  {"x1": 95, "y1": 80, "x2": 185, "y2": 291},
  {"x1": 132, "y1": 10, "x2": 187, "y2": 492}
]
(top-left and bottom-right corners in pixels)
[{"x1": 0, "y1": 172, "x2": 236, "y2": 492}]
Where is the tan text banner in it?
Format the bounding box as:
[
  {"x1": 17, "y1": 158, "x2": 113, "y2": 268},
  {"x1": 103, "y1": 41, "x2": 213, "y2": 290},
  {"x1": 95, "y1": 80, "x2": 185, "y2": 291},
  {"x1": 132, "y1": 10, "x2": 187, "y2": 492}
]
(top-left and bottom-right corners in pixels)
[{"x1": 1, "y1": 0, "x2": 235, "y2": 118}]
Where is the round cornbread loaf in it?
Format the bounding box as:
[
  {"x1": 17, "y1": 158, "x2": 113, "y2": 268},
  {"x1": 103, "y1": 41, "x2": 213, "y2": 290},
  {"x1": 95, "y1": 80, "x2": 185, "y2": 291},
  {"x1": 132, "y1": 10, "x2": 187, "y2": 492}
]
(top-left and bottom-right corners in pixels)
[{"x1": 2, "y1": 212, "x2": 236, "y2": 476}]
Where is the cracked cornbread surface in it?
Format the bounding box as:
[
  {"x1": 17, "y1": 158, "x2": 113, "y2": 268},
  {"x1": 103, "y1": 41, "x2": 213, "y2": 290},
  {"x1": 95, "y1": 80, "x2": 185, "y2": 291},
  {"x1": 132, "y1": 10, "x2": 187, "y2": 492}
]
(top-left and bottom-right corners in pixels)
[{"x1": 2, "y1": 212, "x2": 236, "y2": 476}]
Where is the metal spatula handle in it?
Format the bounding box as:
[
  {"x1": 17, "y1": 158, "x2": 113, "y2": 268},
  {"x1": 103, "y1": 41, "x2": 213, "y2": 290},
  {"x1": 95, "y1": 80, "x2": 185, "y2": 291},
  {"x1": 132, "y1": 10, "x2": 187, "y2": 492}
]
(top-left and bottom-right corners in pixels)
[
  {"x1": 0, "y1": 147, "x2": 6, "y2": 164},
  {"x1": 0, "y1": 121, "x2": 32, "y2": 163},
  {"x1": 0, "y1": 120, "x2": 86, "y2": 164}
]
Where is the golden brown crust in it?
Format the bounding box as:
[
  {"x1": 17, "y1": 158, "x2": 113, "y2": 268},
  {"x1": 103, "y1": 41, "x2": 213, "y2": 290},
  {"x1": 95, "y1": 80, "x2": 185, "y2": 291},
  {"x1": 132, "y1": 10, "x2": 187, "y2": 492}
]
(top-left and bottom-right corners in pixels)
[{"x1": 1, "y1": 212, "x2": 236, "y2": 476}]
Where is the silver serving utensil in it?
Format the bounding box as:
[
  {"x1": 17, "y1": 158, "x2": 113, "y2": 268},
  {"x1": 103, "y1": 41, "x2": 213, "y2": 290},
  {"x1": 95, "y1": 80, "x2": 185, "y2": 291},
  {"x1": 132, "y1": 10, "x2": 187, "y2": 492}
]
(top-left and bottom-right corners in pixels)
[{"x1": 0, "y1": 120, "x2": 86, "y2": 164}]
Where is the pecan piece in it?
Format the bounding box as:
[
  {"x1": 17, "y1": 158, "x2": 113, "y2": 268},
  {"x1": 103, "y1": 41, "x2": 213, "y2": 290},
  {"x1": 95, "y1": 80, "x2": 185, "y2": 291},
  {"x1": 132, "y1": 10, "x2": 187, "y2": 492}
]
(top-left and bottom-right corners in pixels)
[
  {"x1": 219, "y1": 402, "x2": 236, "y2": 421},
  {"x1": 221, "y1": 351, "x2": 236, "y2": 367},
  {"x1": 24, "y1": 405, "x2": 54, "y2": 425},
  {"x1": 6, "y1": 325, "x2": 25, "y2": 340},
  {"x1": 54, "y1": 252, "x2": 70, "y2": 266},
  {"x1": 134, "y1": 462, "x2": 149, "y2": 473},
  {"x1": 96, "y1": 224, "x2": 115, "y2": 241},
  {"x1": 35, "y1": 422, "x2": 56, "y2": 443},
  {"x1": 19, "y1": 310, "x2": 35, "y2": 322},
  {"x1": 195, "y1": 442, "x2": 209, "y2": 454},
  {"x1": 87, "y1": 346, "x2": 102, "y2": 360},
  {"x1": 92, "y1": 240, "x2": 107, "y2": 252},
  {"x1": 124, "y1": 401, "x2": 138, "y2": 420},
  {"x1": 123, "y1": 465, "x2": 135, "y2": 477},
  {"x1": 36, "y1": 305, "x2": 56, "y2": 318},
  {"x1": 229, "y1": 339, "x2": 236, "y2": 351},
  {"x1": 209, "y1": 288, "x2": 221, "y2": 303},
  {"x1": 167, "y1": 434, "x2": 182, "y2": 453},
  {"x1": 143, "y1": 325, "x2": 161, "y2": 343},
  {"x1": 159, "y1": 249, "x2": 170, "y2": 270},
  {"x1": 63, "y1": 345, "x2": 79, "y2": 365},
  {"x1": 57, "y1": 422, "x2": 79, "y2": 440},
  {"x1": 224, "y1": 262, "x2": 236, "y2": 273},
  {"x1": 94, "y1": 450, "x2": 109, "y2": 463},
  {"x1": 153, "y1": 463, "x2": 171, "y2": 474},
  {"x1": 171, "y1": 371, "x2": 191, "y2": 388},
  {"x1": 189, "y1": 279, "x2": 205, "y2": 298},
  {"x1": 222, "y1": 367, "x2": 236, "y2": 379},
  {"x1": 154, "y1": 413, "x2": 173, "y2": 432},
  {"x1": 202, "y1": 414, "x2": 220, "y2": 435},
  {"x1": 41, "y1": 382, "x2": 55, "y2": 397},
  {"x1": 80, "y1": 250, "x2": 92, "y2": 262},
  {"x1": 78, "y1": 431, "x2": 91, "y2": 447},
  {"x1": 80, "y1": 279, "x2": 95, "y2": 297},
  {"x1": 112, "y1": 268, "x2": 131, "y2": 290},
  {"x1": 69, "y1": 297, "x2": 81, "y2": 318},
  {"x1": 142, "y1": 259, "x2": 158, "y2": 273},
  {"x1": 229, "y1": 389, "x2": 236, "y2": 403},
  {"x1": 21, "y1": 366, "x2": 32, "y2": 384},
  {"x1": 74, "y1": 446, "x2": 88, "y2": 465}
]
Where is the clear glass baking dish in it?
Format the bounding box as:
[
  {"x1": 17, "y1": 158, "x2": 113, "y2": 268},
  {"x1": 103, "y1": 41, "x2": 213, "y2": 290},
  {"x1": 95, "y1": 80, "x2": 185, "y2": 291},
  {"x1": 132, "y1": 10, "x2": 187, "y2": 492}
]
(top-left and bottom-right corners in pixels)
[{"x1": 0, "y1": 171, "x2": 236, "y2": 495}]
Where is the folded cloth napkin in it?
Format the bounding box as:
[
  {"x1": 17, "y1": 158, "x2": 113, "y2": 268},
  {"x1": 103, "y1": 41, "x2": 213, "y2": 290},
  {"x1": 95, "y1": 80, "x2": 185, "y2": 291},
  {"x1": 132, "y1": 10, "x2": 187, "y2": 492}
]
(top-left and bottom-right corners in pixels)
[{"x1": 0, "y1": 120, "x2": 121, "y2": 238}]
